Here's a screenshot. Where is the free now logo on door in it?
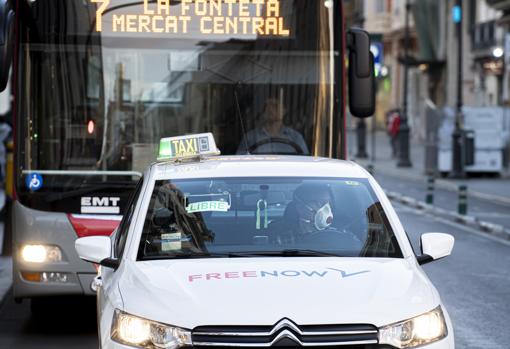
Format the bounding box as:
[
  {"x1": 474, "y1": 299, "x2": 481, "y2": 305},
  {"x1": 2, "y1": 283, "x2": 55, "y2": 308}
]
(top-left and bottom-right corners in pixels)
[{"x1": 187, "y1": 268, "x2": 370, "y2": 282}]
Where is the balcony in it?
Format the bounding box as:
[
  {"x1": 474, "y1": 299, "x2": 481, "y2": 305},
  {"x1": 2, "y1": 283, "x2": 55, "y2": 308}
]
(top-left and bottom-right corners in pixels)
[{"x1": 472, "y1": 21, "x2": 498, "y2": 51}]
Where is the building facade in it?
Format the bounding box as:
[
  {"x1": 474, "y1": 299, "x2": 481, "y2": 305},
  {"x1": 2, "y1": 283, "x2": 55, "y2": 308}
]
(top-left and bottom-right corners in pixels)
[{"x1": 363, "y1": 1, "x2": 505, "y2": 131}]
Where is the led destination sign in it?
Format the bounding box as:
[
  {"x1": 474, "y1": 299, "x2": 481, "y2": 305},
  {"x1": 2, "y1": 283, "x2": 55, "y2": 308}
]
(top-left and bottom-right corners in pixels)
[{"x1": 92, "y1": 0, "x2": 291, "y2": 36}]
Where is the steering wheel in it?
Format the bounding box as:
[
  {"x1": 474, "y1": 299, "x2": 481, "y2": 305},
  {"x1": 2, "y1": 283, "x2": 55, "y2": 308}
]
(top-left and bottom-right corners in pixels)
[
  {"x1": 333, "y1": 212, "x2": 368, "y2": 242},
  {"x1": 248, "y1": 137, "x2": 305, "y2": 155}
]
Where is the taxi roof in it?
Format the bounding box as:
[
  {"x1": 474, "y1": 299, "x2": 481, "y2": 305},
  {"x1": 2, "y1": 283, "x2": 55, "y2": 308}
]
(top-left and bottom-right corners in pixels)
[{"x1": 151, "y1": 155, "x2": 370, "y2": 181}]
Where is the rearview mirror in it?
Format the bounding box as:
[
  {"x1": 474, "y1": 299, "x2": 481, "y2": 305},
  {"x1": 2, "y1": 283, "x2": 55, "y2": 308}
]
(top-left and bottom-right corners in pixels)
[
  {"x1": 347, "y1": 28, "x2": 375, "y2": 118},
  {"x1": 75, "y1": 236, "x2": 118, "y2": 269},
  {"x1": 241, "y1": 190, "x2": 287, "y2": 208},
  {"x1": 152, "y1": 207, "x2": 174, "y2": 227},
  {"x1": 417, "y1": 233, "x2": 454, "y2": 265},
  {"x1": 0, "y1": 0, "x2": 14, "y2": 92}
]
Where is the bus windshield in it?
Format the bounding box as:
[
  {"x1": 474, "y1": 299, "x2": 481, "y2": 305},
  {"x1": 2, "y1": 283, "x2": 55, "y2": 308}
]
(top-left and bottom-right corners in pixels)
[{"x1": 17, "y1": 0, "x2": 343, "y2": 213}]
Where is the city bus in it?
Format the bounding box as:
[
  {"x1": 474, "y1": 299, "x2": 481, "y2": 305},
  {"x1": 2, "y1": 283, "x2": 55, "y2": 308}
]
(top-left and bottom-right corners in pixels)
[{"x1": 0, "y1": 0, "x2": 374, "y2": 310}]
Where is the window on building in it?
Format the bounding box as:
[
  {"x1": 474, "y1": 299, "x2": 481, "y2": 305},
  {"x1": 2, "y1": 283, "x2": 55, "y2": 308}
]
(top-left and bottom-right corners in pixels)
[{"x1": 376, "y1": 0, "x2": 386, "y2": 13}]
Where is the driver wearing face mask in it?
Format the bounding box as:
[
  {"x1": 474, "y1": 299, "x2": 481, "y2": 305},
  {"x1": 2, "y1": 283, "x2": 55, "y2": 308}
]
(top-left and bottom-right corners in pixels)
[
  {"x1": 293, "y1": 183, "x2": 334, "y2": 236},
  {"x1": 272, "y1": 183, "x2": 336, "y2": 245}
]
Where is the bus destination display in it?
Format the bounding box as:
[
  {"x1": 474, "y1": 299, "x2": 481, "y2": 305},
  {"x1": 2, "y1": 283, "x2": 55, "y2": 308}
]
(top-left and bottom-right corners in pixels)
[{"x1": 92, "y1": 0, "x2": 291, "y2": 36}]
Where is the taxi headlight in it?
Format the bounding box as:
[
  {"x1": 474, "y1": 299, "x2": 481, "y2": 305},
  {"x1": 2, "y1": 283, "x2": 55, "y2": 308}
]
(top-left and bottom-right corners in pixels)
[
  {"x1": 379, "y1": 306, "x2": 447, "y2": 348},
  {"x1": 111, "y1": 310, "x2": 192, "y2": 349},
  {"x1": 20, "y1": 244, "x2": 62, "y2": 263}
]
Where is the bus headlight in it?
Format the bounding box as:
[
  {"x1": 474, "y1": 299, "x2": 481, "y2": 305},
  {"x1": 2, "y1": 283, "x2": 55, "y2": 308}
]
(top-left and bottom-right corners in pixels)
[
  {"x1": 379, "y1": 306, "x2": 447, "y2": 348},
  {"x1": 111, "y1": 310, "x2": 192, "y2": 349},
  {"x1": 20, "y1": 244, "x2": 63, "y2": 263}
]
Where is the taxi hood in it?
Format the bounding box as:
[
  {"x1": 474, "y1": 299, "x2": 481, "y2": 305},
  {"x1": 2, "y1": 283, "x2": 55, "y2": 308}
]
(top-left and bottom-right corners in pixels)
[{"x1": 118, "y1": 257, "x2": 440, "y2": 329}]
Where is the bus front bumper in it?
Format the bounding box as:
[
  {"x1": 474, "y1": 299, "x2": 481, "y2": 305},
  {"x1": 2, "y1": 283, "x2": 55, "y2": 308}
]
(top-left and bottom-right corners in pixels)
[
  {"x1": 12, "y1": 201, "x2": 100, "y2": 299},
  {"x1": 13, "y1": 268, "x2": 97, "y2": 298}
]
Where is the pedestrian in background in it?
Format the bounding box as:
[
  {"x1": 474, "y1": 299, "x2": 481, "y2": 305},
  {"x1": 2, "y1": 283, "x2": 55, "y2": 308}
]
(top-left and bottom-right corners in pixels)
[{"x1": 387, "y1": 109, "x2": 401, "y2": 158}]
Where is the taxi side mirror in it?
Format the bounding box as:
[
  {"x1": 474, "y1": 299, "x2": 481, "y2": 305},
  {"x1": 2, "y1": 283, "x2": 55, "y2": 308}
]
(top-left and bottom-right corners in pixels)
[
  {"x1": 75, "y1": 236, "x2": 119, "y2": 269},
  {"x1": 417, "y1": 233, "x2": 454, "y2": 265},
  {"x1": 347, "y1": 28, "x2": 375, "y2": 118}
]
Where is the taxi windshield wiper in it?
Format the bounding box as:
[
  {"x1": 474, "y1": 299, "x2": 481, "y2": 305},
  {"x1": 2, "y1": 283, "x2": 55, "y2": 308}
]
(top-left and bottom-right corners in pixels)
[
  {"x1": 226, "y1": 249, "x2": 343, "y2": 257},
  {"x1": 142, "y1": 252, "x2": 226, "y2": 260},
  {"x1": 141, "y1": 250, "x2": 343, "y2": 261},
  {"x1": 141, "y1": 251, "x2": 273, "y2": 260}
]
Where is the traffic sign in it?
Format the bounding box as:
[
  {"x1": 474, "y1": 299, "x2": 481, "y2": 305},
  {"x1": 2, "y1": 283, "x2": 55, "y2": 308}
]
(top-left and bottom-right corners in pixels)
[
  {"x1": 370, "y1": 42, "x2": 383, "y2": 66},
  {"x1": 371, "y1": 42, "x2": 384, "y2": 76},
  {"x1": 452, "y1": 5, "x2": 461, "y2": 24}
]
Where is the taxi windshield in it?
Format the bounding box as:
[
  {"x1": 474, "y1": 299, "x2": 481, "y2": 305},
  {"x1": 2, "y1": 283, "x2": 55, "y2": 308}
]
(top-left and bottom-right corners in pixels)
[{"x1": 137, "y1": 177, "x2": 403, "y2": 260}]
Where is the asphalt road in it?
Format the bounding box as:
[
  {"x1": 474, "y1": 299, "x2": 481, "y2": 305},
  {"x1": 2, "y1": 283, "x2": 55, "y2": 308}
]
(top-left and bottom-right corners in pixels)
[
  {"x1": 395, "y1": 203, "x2": 510, "y2": 349},
  {"x1": 0, "y1": 203, "x2": 509, "y2": 348},
  {"x1": 0, "y1": 295, "x2": 98, "y2": 348},
  {"x1": 375, "y1": 172, "x2": 510, "y2": 231}
]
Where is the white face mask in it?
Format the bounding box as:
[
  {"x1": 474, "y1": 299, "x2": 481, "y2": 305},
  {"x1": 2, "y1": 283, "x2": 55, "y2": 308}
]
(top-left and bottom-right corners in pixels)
[{"x1": 314, "y1": 202, "x2": 333, "y2": 231}]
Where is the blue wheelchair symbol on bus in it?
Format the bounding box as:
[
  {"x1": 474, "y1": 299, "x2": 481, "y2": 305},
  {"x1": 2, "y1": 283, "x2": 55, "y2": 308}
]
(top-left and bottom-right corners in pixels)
[{"x1": 26, "y1": 173, "x2": 43, "y2": 191}]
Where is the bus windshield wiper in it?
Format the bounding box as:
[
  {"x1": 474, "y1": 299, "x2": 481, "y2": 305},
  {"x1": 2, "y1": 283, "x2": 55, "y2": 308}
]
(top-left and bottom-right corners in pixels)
[
  {"x1": 226, "y1": 249, "x2": 343, "y2": 257},
  {"x1": 45, "y1": 184, "x2": 132, "y2": 203}
]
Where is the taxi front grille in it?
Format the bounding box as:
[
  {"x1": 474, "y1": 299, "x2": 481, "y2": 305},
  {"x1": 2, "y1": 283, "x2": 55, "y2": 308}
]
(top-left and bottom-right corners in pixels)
[
  {"x1": 191, "y1": 320, "x2": 379, "y2": 347},
  {"x1": 192, "y1": 347, "x2": 388, "y2": 349}
]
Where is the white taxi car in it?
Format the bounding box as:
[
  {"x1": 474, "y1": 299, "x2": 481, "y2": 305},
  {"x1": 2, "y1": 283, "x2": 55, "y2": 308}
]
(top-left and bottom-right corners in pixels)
[{"x1": 76, "y1": 133, "x2": 455, "y2": 349}]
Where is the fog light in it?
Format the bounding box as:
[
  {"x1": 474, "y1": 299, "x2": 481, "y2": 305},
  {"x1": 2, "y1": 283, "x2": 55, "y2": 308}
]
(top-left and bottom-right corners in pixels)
[
  {"x1": 21, "y1": 271, "x2": 69, "y2": 283},
  {"x1": 41, "y1": 272, "x2": 68, "y2": 283},
  {"x1": 21, "y1": 272, "x2": 42, "y2": 282},
  {"x1": 21, "y1": 244, "x2": 63, "y2": 263}
]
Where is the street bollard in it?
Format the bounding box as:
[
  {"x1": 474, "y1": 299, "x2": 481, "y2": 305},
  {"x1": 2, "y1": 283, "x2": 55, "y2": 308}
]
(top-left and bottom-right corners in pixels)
[
  {"x1": 458, "y1": 185, "x2": 468, "y2": 215},
  {"x1": 425, "y1": 175, "x2": 435, "y2": 205}
]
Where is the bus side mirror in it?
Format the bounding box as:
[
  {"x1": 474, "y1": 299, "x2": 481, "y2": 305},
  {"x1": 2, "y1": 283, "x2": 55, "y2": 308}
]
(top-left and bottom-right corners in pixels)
[
  {"x1": 0, "y1": 0, "x2": 14, "y2": 92},
  {"x1": 347, "y1": 28, "x2": 375, "y2": 118}
]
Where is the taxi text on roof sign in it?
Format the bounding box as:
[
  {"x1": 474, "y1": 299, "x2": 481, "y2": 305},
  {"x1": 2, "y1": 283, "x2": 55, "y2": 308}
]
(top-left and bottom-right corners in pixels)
[
  {"x1": 158, "y1": 133, "x2": 220, "y2": 161},
  {"x1": 92, "y1": 0, "x2": 290, "y2": 36}
]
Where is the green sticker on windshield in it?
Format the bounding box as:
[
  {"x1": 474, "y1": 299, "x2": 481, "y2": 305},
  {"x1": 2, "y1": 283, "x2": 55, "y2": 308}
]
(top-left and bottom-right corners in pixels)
[
  {"x1": 186, "y1": 201, "x2": 230, "y2": 213},
  {"x1": 345, "y1": 181, "x2": 361, "y2": 186}
]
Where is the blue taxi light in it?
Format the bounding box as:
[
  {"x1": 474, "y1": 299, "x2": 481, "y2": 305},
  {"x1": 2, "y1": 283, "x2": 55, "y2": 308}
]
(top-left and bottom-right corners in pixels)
[{"x1": 157, "y1": 133, "x2": 220, "y2": 161}]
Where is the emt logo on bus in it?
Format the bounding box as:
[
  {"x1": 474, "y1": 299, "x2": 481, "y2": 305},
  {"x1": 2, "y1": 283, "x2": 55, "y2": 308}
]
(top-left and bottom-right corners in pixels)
[
  {"x1": 81, "y1": 197, "x2": 121, "y2": 214},
  {"x1": 91, "y1": 0, "x2": 290, "y2": 36}
]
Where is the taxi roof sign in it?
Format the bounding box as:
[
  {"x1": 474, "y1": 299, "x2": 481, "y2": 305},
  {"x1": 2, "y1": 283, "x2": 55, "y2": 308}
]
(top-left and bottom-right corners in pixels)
[{"x1": 158, "y1": 133, "x2": 220, "y2": 162}]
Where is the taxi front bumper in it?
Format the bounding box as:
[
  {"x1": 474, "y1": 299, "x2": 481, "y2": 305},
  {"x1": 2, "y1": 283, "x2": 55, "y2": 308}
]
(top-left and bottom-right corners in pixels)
[{"x1": 102, "y1": 335, "x2": 454, "y2": 349}]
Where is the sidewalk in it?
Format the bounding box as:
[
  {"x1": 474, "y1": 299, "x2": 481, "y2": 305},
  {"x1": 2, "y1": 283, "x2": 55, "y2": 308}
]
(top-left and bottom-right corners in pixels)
[{"x1": 349, "y1": 130, "x2": 510, "y2": 205}]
